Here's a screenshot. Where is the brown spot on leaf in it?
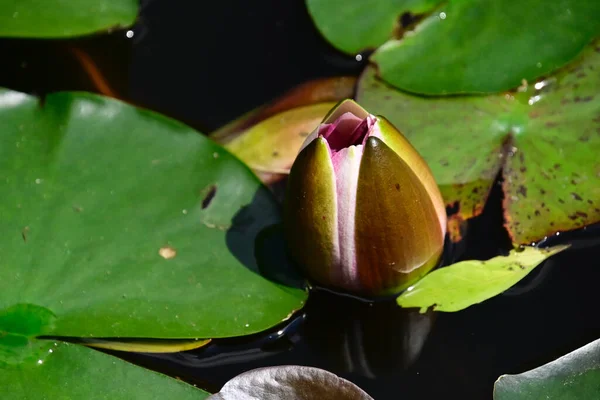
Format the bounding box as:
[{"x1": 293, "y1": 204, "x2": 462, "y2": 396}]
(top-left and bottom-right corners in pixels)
[
  {"x1": 571, "y1": 192, "x2": 583, "y2": 201},
  {"x1": 159, "y1": 246, "x2": 177, "y2": 259},
  {"x1": 21, "y1": 226, "x2": 29, "y2": 242},
  {"x1": 517, "y1": 185, "x2": 527, "y2": 197},
  {"x1": 395, "y1": 183, "x2": 400, "y2": 191}
]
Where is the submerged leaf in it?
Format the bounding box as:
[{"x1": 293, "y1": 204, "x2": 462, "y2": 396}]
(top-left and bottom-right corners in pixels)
[
  {"x1": 83, "y1": 338, "x2": 211, "y2": 353},
  {"x1": 357, "y1": 39, "x2": 600, "y2": 244},
  {"x1": 0, "y1": 0, "x2": 138, "y2": 38},
  {"x1": 208, "y1": 365, "x2": 373, "y2": 400},
  {"x1": 397, "y1": 246, "x2": 568, "y2": 312},
  {"x1": 494, "y1": 338, "x2": 600, "y2": 399}
]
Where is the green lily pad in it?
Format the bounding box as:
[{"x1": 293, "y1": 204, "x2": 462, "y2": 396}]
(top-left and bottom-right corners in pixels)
[
  {"x1": 356, "y1": 40, "x2": 600, "y2": 244},
  {"x1": 494, "y1": 338, "x2": 600, "y2": 399},
  {"x1": 306, "y1": 0, "x2": 442, "y2": 54},
  {"x1": 0, "y1": 88, "x2": 306, "y2": 341},
  {"x1": 2, "y1": 339, "x2": 210, "y2": 399},
  {"x1": 308, "y1": 0, "x2": 600, "y2": 94},
  {"x1": 0, "y1": 0, "x2": 138, "y2": 38},
  {"x1": 0, "y1": 304, "x2": 56, "y2": 365},
  {"x1": 397, "y1": 246, "x2": 567, "y2": 312},
  {"x1": 372, "y1": 0, "x2": 600, "y2": 94}
]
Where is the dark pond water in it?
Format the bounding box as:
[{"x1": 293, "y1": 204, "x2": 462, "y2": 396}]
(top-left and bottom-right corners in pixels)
[{"x1": 1, "y1": 0, "x2": 599, "y2": 398}]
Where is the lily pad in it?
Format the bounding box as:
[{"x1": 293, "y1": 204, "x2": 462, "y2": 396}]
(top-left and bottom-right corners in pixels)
[
  {"x1": 0, "y1": 0, "x2": 138, "y2": 38},
  {"x1": 372, "y1": 0, "x2": 600, "y2": 94},
  {"x1": 357, "y1": 40, "x2": 600, "y2": 244},
  {"x1": 397, "y1": 246, "x2": 567, "y2": 312},
  {"x1": 494, "y1": 338, "x2": 600, "y2": 399},
  {"x1": 2, "y1": 339, "x2": 210, "y2": 399},
  {"x1": 208, "y1": 365, "x2": 373, "y2": 399},
  {"x1": 0, "y1": 88, "x2": 306, "y2": 341},
  {"x1": 306, "y1": 0, "x2": 442, "y2": 55}
]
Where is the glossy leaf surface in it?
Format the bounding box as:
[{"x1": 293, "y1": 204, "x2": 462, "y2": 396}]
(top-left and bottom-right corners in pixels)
[
  {"x1": 306, "y1": 0, "x2": 441, "y2": 54},
  {"x1": 494, "y1": 338, "x2": 600, "y2": 399},
  {"x1": 1, "y1": 340, "x2": 210, "y2": 399},
  {"x1": 397, "y1": 246, "x2": 567, "y2": 312},
  {"x1": 308, "y1": 0, "x2": 600, "y2": 94},
  {"x1": 0, "y1": 88, "x2": 306, "y2": 342},
  {"x1": 0, "y1": 0, "x2": 138, "y2": 38}
]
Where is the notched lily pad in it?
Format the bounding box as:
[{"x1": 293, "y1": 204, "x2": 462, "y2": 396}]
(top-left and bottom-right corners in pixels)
[
  {"x1": 357, "y1": 39, "x2": 600, "y2": 244},
  {"x1": 208, "y1": 365, "x2": 373, "y2": 399},
  {"x1": 0, "y1": 88, "x2": 306, "y2": 340},
  {"x1": 306, "y1": 0, "x2": 442, "y2": 54},
  {"x1": 397, "y1": 246, "x2": 567, "y2": 312},
  {"x1": 494, "y1": 337, "x2": 600, "y2": 399},
  {"x1": 0, "y1": 304, "x2": 56, "y2": 365},
  {"x1": 370, "y1": 0, "x2": 600, "y2": 94}
]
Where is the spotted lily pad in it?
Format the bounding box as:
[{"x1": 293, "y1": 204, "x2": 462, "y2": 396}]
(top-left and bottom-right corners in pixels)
[
  {"x1": 0, "y1": 0, "x2": 137, "y2": 38},
  {"x1": 397, "y1": 246, "x2": 567, "y2": 312},
  {"x1": 2, "y1": 340, "x2": 210, "y2": 399},
  {"x1": 0, "y1": 88, "x2": 306, "y2": 344},
  {"x1": 494, "y1": 337, "x2": 600, "y2": 399},
  {"x1": 357, "y1": 40, "x2": 600, "y2": 244}
]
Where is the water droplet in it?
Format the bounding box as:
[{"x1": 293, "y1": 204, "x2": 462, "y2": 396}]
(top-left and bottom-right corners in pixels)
[
  {"x1": 355, "y1": 54, "x2": 363, "y2": 61},
  {"x1": 439, "y1": 12, "x2": 447, "y2": 20},
  {"x1": 182, "y1": 209, "x2": 188, "y2": 214},
  {"x1": 245, "y1": 323, "x2": 250, "y2": 327},
  {"x1": 35, "y1": 178, "x2": 42, "y2": 184},
  {"x1": 536, "y1": 62, "x2": 542, "y2": 68},
  {"x1": 213, "y1": 152, "x2": 219, "y2": 159},
  {"x1": 37, "y1": 359, "x2": 43, "y2": 365},
  {"x1": 125, "y1": 30, "x2": 134, "y2": 39}
]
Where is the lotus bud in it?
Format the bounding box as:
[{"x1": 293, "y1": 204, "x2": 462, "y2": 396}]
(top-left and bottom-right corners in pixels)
[{"x1": 283, "y1": 100, "x2": 447, "y2": 297}]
